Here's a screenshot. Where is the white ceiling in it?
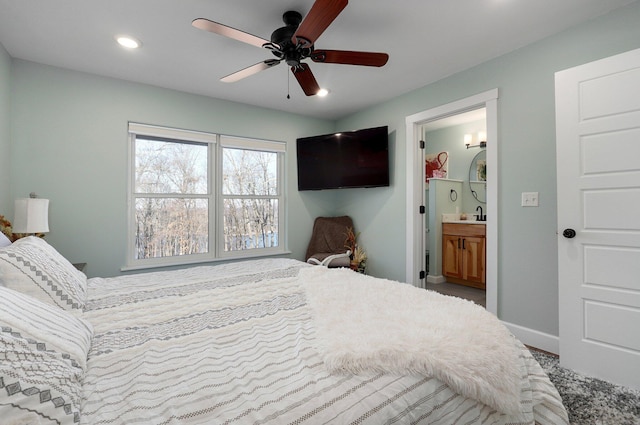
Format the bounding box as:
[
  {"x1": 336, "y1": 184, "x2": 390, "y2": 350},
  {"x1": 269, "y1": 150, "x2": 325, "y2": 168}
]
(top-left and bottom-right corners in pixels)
[{"x1": 0, "y1": 0, "x2": 636, "y2": 120}]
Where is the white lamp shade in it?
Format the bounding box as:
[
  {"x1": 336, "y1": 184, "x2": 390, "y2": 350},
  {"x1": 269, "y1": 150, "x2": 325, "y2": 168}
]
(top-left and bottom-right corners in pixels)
[{"x1": 13, "y1": 198, "x2": 50, "y2": 234}]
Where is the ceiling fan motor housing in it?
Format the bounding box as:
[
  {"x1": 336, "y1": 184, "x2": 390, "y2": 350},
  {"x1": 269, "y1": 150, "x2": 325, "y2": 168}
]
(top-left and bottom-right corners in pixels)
[{"x1": 270, "y1": 11, "x2": 312, "y2": 66}]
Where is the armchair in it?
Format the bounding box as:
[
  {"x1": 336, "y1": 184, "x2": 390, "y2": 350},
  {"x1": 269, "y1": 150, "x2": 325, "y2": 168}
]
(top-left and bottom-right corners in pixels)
[{"x1": 305, "y1": 216, "x2": 354, "y2": 268}]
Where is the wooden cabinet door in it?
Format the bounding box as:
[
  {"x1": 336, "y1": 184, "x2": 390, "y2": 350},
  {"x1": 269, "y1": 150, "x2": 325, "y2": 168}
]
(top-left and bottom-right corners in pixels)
[
  {"x1": 442, "y1": 235, "x2": 462, "y2": 279},
  {"x1": 442, "y1": 224, "x2": 486, "y2": 288},
  {"x1": 462, "y1": 235, "x2": 486, "y2": 286}
]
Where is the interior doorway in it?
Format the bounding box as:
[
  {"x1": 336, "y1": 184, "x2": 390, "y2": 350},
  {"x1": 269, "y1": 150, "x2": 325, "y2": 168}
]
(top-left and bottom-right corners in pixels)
[
  {"x1": 421, "y1": 108, "x2": 487, "y2": 287},
  {"x1": 405, "y1": 89, "x2": 498, "y2": 315}
]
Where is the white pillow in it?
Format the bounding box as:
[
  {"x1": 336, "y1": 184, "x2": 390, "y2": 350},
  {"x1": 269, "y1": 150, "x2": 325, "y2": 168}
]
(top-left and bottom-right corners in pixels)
[
  {"x1": 0, "y1": 286, "x2": 93, "y2": 424},
  {"x1": 0, "y1": 231, "x2": 11, "y2": 247},
  {"x1": 0, "y1": 236, "x2": 87, "y2": 315}
]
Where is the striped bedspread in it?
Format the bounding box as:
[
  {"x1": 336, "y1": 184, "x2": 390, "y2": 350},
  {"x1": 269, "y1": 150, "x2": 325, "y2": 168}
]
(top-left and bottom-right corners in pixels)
[{"x1": 81, "y1": 258, "x2": 568, "y2": 424}]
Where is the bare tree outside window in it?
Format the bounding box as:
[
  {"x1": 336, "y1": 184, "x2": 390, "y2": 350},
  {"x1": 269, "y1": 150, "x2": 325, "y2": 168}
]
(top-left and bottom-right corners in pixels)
[
  {"x1": 134, "y1": 138, "x2": 208, "y2": 259},
  {"x1": 135, "y1": 197, "x2": 208, "y2": 259},
  {"x1": 222, "y1": 148, "x2": 279, "y2": 251},
  {"x1": 129, "y1": 125, "x2": 285, "y2": 266}
]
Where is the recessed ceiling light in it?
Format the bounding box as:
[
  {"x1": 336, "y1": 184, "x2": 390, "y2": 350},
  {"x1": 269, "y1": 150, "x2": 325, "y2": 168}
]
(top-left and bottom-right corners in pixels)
[
  {"x1": 317, "y1": 88, "x2": 329, "y2": 97},
  {"x1": 116, "y1": 35, "x2": 142, "y2": 49}
]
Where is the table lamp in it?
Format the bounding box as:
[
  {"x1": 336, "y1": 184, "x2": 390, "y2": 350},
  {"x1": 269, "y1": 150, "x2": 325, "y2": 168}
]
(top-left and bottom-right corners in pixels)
[{"x1": 13, "y1": 193, "x2": 49, "y2": 236}]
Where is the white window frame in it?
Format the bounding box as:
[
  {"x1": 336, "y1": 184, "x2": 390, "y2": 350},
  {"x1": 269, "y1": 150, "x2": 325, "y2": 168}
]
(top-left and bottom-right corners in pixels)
[
  {"x1": 217, "y1": 135, "x2": 286, "y2": 260},
  {"x1": 124, "y1": 123, "x2": 287, "y2": 271}
]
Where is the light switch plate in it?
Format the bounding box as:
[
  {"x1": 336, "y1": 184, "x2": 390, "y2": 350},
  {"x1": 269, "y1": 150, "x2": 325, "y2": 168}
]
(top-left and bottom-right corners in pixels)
[{"x1": 522, "y1": 192, "x2": 539, "y2": 207}]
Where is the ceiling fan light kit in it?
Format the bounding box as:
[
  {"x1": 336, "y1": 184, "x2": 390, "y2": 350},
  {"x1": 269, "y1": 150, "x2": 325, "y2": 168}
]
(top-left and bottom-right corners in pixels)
[{"x1": 192, "y1": 0, "x2": 388, "y2": 97}]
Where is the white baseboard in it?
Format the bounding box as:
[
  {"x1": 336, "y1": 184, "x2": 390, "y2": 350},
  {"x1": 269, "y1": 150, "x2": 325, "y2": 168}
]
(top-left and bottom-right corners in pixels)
[
  {"x1": 502, "y1": 321, "x2": 559, "y2": 355},
  {"x1": 426, "y1": 274, "x2": 446, "y2": 284}
]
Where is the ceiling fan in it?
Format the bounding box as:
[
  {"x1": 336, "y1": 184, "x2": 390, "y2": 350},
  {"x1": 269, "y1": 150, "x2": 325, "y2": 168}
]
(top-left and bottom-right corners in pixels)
[{"x1": 192, "y1": 0, "x2": 389, "y2": 96}]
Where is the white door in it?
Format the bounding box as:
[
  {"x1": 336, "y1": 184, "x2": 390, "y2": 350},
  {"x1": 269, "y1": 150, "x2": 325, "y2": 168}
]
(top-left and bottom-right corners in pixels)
[{"x1": 555, "y1": 48, "x2": 640, "y2": 390}]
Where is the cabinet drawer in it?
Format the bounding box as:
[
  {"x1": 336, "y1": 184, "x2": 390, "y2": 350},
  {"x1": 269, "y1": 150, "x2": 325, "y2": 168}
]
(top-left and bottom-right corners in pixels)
[{"x1": 442, "y1": 223, "x2": 486, "y2": 237}]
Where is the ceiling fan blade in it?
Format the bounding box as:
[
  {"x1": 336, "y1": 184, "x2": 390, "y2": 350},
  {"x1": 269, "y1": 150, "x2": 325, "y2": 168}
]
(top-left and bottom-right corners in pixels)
[
  {"x1": 192, "y1": 18, "x2": 270, "y2": 48},
  {"x1": 221, "y1": 59, "x2": 281, "y2": 83},
  {"x1": 292, "y1": 0, "x2": 348, "y2": 48},
  {"x1": 291, "y1": 63, "x2": 321, "y2": 96},
  {"x1": 311, "y1": 50, "x2": 389, "y2": 67}
]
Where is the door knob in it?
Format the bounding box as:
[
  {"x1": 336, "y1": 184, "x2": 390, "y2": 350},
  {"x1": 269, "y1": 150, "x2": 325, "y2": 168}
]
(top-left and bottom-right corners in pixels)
[{"x1": 562, "y1": 228, "x2": 576, "y2": 238}]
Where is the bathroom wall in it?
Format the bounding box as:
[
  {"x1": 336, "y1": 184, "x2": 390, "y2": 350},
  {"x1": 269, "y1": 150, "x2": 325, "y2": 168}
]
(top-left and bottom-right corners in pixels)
[
  {"x1": 424, "y1": 118, "x2": 487, "y2": 217},
  {"x1": 427, "y1": 178, "x2": 463, "y2": 280}
]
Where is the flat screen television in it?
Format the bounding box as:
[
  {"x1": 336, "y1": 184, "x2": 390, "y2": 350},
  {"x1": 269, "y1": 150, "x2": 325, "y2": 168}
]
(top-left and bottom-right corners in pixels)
[{"x1": 296, "y1": 126, "x2": 389, "y2": 191}]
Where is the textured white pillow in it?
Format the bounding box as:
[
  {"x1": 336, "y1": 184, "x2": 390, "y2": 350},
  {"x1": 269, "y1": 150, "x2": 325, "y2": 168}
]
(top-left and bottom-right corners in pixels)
[
  {"x1": 0, "y1": 286, "x2": 93, "y2": 424},
  {"x1": 0, "y1": 236, "x2": 87, "y2": 314},
  {"x1": 0, "y1": 231, "x2": 11, "y2": 247}
]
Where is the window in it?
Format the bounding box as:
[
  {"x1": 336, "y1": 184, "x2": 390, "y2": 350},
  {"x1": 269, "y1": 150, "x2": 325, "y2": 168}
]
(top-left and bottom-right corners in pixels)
[{"x1": 127, "y1": 124, "x2": 286, "y2": 269}]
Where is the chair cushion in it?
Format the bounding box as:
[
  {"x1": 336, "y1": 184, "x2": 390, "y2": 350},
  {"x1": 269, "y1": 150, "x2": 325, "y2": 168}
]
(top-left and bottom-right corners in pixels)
[{"x1": 307, "y1": 252, "x2": 352, "y2": 268}]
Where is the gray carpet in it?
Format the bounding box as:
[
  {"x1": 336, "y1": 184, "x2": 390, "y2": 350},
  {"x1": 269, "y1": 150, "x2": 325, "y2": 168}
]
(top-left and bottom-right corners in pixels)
[{"x1": 530, "y1": 350, "x2": 640, "y2": 425}]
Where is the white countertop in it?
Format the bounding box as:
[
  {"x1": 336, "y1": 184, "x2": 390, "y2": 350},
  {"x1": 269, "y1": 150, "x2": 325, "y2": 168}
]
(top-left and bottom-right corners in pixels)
[
  {"x1": 442, "y1": 220, "x2": 486, "y2": 224},
  {"x1": 441, "y1": 213, "x2": 486, "y2": 224}
]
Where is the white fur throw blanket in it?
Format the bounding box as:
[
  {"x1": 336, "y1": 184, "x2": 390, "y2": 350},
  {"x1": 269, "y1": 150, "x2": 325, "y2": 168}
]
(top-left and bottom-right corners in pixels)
[{"x1": 300, "y1": 266, "x2": 522, "y2": 416}]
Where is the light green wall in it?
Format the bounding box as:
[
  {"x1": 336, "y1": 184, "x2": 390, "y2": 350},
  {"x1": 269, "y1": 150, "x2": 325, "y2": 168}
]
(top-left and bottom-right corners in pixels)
[
  {"x1": 335, "y1": 1, "x2": 640, "y2": 336},
  {"x1": 10, "y1": 61, "x2": 335, "y2": 277},
  {"x1": 0, "y1": 43, "x2": 10, "y2": 210}
]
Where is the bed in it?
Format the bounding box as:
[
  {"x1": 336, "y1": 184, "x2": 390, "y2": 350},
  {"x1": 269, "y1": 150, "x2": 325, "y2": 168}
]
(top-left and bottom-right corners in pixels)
[{"x1": 0, "y1": 236, "x2": 569, "y2": 424}]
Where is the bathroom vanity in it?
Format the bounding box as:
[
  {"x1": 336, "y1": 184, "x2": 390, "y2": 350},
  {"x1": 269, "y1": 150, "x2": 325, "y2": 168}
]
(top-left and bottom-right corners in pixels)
[{"x1": 442, "y1": 222, "x2": 486, "y2": 289}]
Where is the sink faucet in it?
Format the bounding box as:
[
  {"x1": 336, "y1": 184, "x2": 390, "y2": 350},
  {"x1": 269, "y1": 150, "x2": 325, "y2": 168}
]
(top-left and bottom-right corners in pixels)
[{"x1": 476, "y1": 205, "x2": 484, "y2": 221}]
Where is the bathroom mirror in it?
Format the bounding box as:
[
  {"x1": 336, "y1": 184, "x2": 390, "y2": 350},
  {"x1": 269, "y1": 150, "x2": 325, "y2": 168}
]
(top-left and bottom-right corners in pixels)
[{"x1": 468, "y1": 149, "x2": 487, "y2": 204}]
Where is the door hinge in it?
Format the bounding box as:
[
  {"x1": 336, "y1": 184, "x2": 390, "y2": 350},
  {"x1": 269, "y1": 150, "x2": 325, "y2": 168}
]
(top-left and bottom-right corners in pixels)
[
  {"x1": 419, "y1": 140, "x2": 425, "y2": 149},
  {"x1": 419, "y1": 205, "x2": 425, "y2": 214},
  {"x1": 419, "y1": 270, "x2": 426, "y2": 279}
]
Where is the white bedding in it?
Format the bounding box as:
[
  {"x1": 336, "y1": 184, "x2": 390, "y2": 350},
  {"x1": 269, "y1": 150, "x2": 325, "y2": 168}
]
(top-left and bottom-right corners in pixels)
[
  {"x1": 80, "y1": 258, "x2": 568, "y2": 424},
  {"x1": 302, "y1": 266, "x2": 522, "y2": 415}
]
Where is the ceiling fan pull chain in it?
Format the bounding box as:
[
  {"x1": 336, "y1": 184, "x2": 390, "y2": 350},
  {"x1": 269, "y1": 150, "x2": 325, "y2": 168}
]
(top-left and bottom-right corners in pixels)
[{"x1": 287, "y1": 71, "x2": 291, "y2": 99}]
